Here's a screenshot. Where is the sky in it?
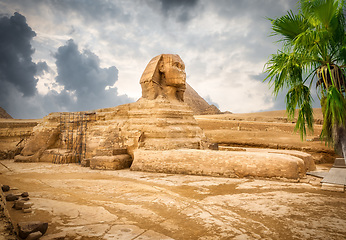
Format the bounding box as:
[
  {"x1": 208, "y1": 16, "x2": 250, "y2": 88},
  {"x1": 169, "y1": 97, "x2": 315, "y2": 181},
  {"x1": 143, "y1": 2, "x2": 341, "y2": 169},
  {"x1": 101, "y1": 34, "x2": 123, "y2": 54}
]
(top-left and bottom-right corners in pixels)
[{"x1": 0, "y1": 0, "x2": 321, "y2": 119}]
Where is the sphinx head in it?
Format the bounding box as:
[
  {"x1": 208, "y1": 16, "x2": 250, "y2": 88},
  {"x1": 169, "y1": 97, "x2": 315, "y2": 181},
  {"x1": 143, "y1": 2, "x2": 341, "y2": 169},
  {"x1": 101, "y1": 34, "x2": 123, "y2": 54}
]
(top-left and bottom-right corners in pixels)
[{"x1": 140, "y1": 54, "x2": 186, "y2": 101}]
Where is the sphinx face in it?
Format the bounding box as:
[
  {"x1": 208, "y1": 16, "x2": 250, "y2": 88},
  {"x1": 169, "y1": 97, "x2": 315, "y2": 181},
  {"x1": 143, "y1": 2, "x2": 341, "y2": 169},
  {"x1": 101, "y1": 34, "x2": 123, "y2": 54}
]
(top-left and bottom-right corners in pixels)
[
  {"x1": 140, "y1": 54, "x2": 186, "y2": 101},
  {"x1": 161, "y1": 54, "x2": 186, "y2": 87}
]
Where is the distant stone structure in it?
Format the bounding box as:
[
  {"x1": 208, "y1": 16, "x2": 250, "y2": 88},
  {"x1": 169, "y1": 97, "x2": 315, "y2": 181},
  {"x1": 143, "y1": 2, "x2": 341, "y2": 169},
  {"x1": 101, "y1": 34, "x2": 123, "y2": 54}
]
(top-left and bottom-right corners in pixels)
[
  {"x1": 0, "y1": 107, "x2": 13, "y2": 119},
  {"x1": 14, "y1": 54, "x2": 313, "y2": 179},
  {"x1": 184, "y1": 83, "x2": 222, "y2": 115}
]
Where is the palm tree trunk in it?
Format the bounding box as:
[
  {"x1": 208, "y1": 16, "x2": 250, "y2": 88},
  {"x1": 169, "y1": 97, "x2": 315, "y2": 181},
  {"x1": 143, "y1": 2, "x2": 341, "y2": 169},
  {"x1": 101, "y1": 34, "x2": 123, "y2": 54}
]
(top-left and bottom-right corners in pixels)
[{"x1": 336, "y1": 126, "x2": 346, "y2": 164}]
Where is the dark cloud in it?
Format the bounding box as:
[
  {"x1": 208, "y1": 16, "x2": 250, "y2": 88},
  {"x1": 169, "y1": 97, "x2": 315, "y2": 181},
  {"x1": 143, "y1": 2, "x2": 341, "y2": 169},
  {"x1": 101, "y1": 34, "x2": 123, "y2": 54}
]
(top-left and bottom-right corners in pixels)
[
  {"x1": 154, "y1": 0, "x2": 199, "y2": 22},
  {"x1": 0, "y1": 12, "x2": 38, "y2": 97},
  {"x1": 210, "y1": 0, "x2": 297, "y2": 20},
  {"x1": 36, "y1": 61, "x2": 49, "y2": 76},
  {"x1": 0, "y1": 12, "x2": 48, "y2": 118},
  {"x1": 160, "y1": 0, "x2": 198, "y2": 9},
  {"x1": 53, "y1": 39, "x2": 132, "y2": 112},
  {"x1": 47, "y1": 0, "x2": 130, "y2": 23}
]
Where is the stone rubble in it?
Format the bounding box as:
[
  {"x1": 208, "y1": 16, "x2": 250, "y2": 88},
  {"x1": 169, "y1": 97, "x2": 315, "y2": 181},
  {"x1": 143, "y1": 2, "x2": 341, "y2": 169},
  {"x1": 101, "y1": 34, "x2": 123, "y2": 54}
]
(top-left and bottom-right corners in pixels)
[{"x1": 17, "y1": 221, "x2": 48, "y2": 239}]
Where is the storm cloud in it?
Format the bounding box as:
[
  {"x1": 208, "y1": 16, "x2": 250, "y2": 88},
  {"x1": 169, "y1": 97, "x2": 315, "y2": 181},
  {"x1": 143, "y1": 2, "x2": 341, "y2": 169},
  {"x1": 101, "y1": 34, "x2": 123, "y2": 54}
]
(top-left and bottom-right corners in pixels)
[
  {"x1": 157, "y1": 0, "x2": 199, "y2": 22},
  {"x1": 0, "y1": 12, "x2": 42, "y2": 118},
  {"x1": 0, "y1": 12, "x2": 38, "y2": 96},
  {"x1": 53, "y1": 39, "x2": 132, "y2": 112}
]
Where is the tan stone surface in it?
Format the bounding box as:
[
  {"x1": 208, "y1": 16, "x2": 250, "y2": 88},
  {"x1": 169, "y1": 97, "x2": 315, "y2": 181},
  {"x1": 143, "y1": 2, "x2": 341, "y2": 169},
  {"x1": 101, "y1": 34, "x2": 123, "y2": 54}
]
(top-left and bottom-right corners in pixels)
[
  {"x1": 119, "y1": 98, "x2": 206, "y2": 154},
  {"x1": 321, "y1": 183, "x2": 345, "y2": 192},
  {"x1": 131, "y1": 149, "x2": 306, "y2": 179},
  {"x1": 0, "y1": 160, "x2": 345, "y2": 240}
]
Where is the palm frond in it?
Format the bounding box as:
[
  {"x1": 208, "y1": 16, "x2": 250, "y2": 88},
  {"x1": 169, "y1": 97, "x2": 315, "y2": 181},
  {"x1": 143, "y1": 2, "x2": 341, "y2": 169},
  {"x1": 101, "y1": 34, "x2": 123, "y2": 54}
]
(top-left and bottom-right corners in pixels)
[
  {"x1": 301, "y1": 0, "x2": 339, "y2": 28},
  {"x1": 285, "y1": 83, "x2": 314, "y2": 140},
  {"x1": 296, "y1": 101, "x2": 314, "y2": 140},
  {"x1": 269, "y1": 10, "x2": 308, "y2": 43},
  {"x1": 264, "y1": 51, "x2": 307, "y2": 96}
]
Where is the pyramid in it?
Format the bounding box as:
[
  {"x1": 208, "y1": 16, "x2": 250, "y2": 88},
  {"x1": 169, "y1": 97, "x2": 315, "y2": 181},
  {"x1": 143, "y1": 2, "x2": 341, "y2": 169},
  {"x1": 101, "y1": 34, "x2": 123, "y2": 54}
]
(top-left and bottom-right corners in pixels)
[
  {"x1": 0, "y1": 107, "x2": 13, "y2": 119},
  {"x1": 184, "y1": 83, "x2": 221, "y2": 115}
]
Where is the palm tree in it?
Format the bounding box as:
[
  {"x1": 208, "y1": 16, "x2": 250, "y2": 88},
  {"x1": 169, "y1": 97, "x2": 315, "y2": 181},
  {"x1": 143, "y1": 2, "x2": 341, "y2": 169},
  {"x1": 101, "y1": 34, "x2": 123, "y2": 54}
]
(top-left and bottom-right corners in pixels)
[{"x1": 264, "y1": 0, "x2": 346, "y2": 163}]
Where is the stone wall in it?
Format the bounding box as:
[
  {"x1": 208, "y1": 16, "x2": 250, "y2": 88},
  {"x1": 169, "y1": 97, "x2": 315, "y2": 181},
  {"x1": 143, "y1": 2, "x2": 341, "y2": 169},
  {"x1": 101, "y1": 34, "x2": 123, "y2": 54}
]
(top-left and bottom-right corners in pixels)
[{"x1": 0, "y1": 119, "x2": 39, "y2": 159}]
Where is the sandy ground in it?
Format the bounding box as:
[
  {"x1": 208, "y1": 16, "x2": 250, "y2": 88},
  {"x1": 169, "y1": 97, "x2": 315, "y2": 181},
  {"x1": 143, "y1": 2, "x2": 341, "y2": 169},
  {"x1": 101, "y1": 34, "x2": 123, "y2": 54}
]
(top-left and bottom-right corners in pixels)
[{"x1": 0, "y1": 160, "x2": 345, "y2": 240}]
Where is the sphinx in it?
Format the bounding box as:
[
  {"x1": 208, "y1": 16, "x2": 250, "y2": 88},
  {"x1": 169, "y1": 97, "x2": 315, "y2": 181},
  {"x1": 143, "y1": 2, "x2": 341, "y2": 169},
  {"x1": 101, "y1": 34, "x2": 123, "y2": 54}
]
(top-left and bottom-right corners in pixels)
[
  {"x1": 16, "y1": 54, "x2": 206, "y2": 165},
  {"x1": 15, "y1": 54, "x2": 312, "y2": 179}
]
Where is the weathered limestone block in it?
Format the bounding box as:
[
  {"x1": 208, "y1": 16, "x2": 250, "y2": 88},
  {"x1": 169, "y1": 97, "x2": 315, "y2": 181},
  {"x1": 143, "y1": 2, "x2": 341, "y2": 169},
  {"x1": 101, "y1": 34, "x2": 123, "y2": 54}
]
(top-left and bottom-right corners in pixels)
[
  {"x1": 39, "y1": 150, "x2": 57, "y2": 163},
  {"x1": 90, "y1": 155, "x2": 132, "y2": 170},
  {"x1": 81, "y1": 159, "x2": 91, "y2": 167},
  {"x1": 219, "y1": 147, "x2": 316, "y2": 172},
  {"x1": 267, "y1": 150, "x2": 316, "y2": 172},
  {"x1": 131, "y1": 149, "x2": 306, "y2": 179},
  {"x1": 113, "y1": 148, "x2": 128, "y2": 155},
  {"x1": 120, "y1": 98, "x2": 207, "y2": 155},
  {"x1": 321, "y1": 183, "x2": 345, "y2": 192},
  {"x1": 85, "y1": 114, "x2": 128, "y2": 159},
  {"x1": 39, "y1": 149, "x2": 80, "y2": 163}
]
